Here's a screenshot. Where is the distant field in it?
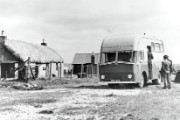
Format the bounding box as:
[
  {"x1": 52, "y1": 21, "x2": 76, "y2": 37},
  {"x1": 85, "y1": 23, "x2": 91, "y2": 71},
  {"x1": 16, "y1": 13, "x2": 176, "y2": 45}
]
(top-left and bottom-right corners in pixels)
[{"x1": 174, "y1": 64, "x2": 180, "y2": 71}]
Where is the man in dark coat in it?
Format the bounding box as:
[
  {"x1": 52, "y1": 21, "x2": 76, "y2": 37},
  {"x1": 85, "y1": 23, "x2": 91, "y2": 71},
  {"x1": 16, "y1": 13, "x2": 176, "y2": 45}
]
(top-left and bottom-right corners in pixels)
[
  {"x1": 167, "y1": 56, "x2": 173, "y2": 74},
  {"x1": 147, "y1": 46, "x2": 154, "y2": 79},
  {"x1": 161, "y1": 55, "x2": 171, "y2": 89}
]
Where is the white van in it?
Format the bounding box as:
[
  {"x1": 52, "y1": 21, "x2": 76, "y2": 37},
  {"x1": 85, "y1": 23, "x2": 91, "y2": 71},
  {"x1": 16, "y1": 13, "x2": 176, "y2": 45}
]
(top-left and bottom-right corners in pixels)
[{"x1": 99, "y1": 35, "x2": 164, "y2": 87}]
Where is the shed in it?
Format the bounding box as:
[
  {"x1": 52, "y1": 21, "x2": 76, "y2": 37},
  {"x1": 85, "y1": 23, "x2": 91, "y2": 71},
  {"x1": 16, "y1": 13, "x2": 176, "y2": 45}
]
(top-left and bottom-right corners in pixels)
[{"x1": 72, "y1": 53, "x2": 100, "y2": 78}]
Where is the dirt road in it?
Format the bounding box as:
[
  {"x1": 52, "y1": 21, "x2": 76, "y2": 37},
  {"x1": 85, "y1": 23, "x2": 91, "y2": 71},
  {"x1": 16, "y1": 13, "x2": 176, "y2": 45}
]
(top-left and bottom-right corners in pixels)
[{"x1": 0, "y1": 79, "x2": 180, "y2": 120}]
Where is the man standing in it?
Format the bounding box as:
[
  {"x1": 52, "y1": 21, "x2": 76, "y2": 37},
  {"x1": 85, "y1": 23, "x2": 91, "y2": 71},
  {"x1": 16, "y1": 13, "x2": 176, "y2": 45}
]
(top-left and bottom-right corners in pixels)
[
  {"x1": 161, "y1": 55, "x2": 171, "y2": 89},
  {"x1": 147, "y1": 46, "x2": 154, "y2": 79},
  {"x1": 167, "y1": 56, "x2": 173, "y2": 74}
]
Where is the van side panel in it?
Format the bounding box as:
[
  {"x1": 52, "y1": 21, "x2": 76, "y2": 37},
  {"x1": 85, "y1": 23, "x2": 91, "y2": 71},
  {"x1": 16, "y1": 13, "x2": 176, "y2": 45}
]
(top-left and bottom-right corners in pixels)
[{"x1": 137, "y1": 37, "x2": 164, "y2": 80}]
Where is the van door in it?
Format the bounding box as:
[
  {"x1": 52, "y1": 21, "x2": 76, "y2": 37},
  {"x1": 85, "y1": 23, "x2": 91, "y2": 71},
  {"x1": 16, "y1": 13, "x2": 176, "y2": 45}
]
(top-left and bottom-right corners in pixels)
[{"x1": 137, "y1": 51, "x2": 146, "y2": 82}]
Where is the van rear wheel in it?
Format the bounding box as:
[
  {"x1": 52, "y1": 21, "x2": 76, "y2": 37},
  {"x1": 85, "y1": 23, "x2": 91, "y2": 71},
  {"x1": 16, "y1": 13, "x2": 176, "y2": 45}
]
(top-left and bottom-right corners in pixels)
[
  {"x1": 138, "y1": 80, "x2": 144, "y2": 88},
  {"x1": 152, "y1": 73, "x2": 161, "y2": 85}
]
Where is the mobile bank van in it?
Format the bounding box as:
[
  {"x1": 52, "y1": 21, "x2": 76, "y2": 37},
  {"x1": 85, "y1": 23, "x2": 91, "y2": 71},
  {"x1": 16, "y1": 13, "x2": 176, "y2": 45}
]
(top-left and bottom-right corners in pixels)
[{"x1": 99, "y1": 35, "x2": 164, "y2": 87}]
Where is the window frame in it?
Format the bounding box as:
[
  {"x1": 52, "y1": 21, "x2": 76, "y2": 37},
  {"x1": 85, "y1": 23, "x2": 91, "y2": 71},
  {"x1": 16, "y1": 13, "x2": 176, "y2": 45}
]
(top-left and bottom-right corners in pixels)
[
  {"x1": 159, "y1": 44, "x2": 164, "y2": 52},
  {"x1": 138, "y1": 50, "x2": 144, "y2": 61},
  {"x1": 154, "y1": 43, "x2": 161, "y2": 52},
  {"x1": 117, "y1": 51, "x2": 133, "y2": 62},
  {"x1": 104, "y1": 52, "x2": 117, "y2": 63},
  {"x1": 151, "y1": 42, "x2": 155, "y2": 52}
]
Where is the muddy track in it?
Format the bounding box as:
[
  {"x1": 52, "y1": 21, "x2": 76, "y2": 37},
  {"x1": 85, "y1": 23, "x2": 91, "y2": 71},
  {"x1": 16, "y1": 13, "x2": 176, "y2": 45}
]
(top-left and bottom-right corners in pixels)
[{"x1": 0, "y1": 78, "x2": 180, "y2": 120}]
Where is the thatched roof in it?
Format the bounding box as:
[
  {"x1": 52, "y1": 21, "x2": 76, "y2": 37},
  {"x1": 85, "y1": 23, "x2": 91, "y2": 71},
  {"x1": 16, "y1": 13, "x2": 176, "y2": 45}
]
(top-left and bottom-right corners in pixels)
[{"x1": 4, "y1": 40, "x2": 63, "y2": 63}]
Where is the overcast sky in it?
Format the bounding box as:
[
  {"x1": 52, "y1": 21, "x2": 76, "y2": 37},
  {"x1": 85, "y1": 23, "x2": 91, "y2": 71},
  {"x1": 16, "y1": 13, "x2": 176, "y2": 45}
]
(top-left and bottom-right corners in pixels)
[{"x1": 0, "y1": 0, "x2": 180, "y2": 63}]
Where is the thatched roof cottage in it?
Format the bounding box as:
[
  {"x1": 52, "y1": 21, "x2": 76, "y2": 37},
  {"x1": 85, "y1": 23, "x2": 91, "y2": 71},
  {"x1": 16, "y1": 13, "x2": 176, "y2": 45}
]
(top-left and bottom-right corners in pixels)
[{"x1": 0, "y1": 35, "x2": 64, "y2": 80}]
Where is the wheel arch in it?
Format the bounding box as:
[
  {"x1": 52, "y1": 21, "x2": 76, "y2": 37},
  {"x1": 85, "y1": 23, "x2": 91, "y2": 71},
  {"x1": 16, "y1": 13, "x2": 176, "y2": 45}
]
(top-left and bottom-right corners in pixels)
[{"x1": 142, "y1": 71, "x2": 147, "y2": 80}]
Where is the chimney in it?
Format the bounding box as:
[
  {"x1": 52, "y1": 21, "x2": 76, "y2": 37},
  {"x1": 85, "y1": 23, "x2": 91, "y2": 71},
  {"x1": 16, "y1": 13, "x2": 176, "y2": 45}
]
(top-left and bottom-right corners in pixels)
[
  {"x1": 41, "y1": 38, "x2": 47, "y2": 46},
  {"x1": 91, "y1": 51, "x2": 95, "y2": 64},
  {"x1": 0, "y1": 30, "x2": 7, "y2": 43}
]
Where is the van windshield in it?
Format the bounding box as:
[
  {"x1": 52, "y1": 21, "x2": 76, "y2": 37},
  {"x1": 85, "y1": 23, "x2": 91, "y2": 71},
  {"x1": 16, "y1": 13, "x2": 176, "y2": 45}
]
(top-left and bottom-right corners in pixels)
[
  {"x1": 105, "y1": 52, "x2": 116, "y2": 63},
  {"x1": 101, "y1": 51, "x2": 136, "y2": 63},
  {"x1": 118, "y1": 51, "x2": 135, "y2": 62}
]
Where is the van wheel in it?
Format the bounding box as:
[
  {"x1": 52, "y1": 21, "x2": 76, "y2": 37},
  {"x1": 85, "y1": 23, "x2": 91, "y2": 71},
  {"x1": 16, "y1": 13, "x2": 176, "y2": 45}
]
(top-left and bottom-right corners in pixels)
[
  {"x1": 138, "y1": 73, "x2": 147, "y2": 88},
  {"x1": 152, "y1": 73, "x2": 161, "y2": 85},
  {"x1": 138, "y1": 74, "x2": 145, "y2": 88}
]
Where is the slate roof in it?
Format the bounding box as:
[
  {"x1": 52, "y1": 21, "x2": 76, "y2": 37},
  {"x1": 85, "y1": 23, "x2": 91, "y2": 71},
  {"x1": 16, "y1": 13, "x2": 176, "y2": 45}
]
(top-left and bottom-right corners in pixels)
[{"x1": 72, "y1": 53, "x2": 100, "y2": 64}]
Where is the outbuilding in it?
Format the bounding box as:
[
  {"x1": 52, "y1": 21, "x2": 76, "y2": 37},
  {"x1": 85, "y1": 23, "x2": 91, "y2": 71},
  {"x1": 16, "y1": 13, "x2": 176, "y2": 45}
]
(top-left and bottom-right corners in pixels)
[{"x1": 72, "y1": 53, "x2": 100, "y2": 78}]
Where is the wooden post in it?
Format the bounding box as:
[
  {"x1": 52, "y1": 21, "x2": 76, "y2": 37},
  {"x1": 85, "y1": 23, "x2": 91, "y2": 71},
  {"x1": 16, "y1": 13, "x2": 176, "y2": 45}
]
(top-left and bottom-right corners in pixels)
[
  {"x1": 0, "y1": 62, "x2": 1, "y2": 80},
  {"x1": 60, "y1": 62, "x2": 62, "y2": 80},
  {"x1": 49, "y1": 62, "x2": 52, "y2": 80},
  {"x1": 0, "y1": 55, "x2": 4, "y2": 80},
  {"x1": 27, "y1": 57, "x2": 31, "y2": 79},
  {"x1": 80, "y1": 64, "x2": 83, "y2": 78},
  {"x1": 91, "y1": 64, "x2": 93, "y2": 78},
  {"x1": 71, "y1": 65, "x2": 74, "y2": 79},
  {"x1": 97, "y1": 63, "x2": 99, "y2": 77},
  {"x1": 86, "y1": 65, "x2": 88, "y2": 78},
  {"x1": 57, "y1": 63, "x2": 59, "y2": 78}
]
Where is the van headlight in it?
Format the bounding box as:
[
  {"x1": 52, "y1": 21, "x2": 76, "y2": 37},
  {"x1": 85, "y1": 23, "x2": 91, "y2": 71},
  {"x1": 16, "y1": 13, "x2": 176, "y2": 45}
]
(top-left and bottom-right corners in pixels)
[
  {"x1": 101, "y1": 75, "x2": 105, "y2": 79},
  {"x1": 128, "y1": 74, "x2": 132, "y2": 79}
]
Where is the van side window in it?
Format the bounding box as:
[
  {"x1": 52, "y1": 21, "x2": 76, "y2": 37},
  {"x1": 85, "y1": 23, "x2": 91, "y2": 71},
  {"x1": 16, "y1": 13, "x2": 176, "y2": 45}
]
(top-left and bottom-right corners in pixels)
[
  {"x1": 131, "y1": 51, "x2": 137, "y2": 62},
  {"x1": 105, "y1": 52, "x2": 116, "y2": 62},
  {"x1": 139, "y1": 51, "x2": 144, "y2": 60},
  {"x1": 101, "y1": 53, "x2": 105, "y2": 63},
  {"x1": 160, "y1": 44, "x2": 164, "y2": 52},
  {"x1": 151, "y1": 42, "x2": 155, "y2": 52},
  {"x1": 137, "y1": 51, "x2": 144, "y2": 62},
  {"x1": 154, "y1": 43, "x2": 160, "y2": 52}
]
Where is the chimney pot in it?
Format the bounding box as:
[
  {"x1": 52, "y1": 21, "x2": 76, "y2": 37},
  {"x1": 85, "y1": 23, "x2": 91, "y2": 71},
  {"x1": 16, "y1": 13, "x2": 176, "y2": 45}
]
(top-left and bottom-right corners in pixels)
[
  {"x1": 41, "y1": 38, "x2": 47, "y2": 46},
  {"x1": 0, "y1": 30, "x2": 7, "y2": 43}
]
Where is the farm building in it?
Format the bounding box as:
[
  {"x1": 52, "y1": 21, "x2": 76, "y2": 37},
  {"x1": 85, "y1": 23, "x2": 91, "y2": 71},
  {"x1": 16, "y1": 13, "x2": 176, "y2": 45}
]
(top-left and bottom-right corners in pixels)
[
  {"x1": 63, "y1": 63, "x2": 72, "y2": 77},
  {"x1": 72, "y1": 53, "x2": 100, "y2": 78},
  {"x1": 0, "y1": 35, "x2": 64, "y2": 80}
]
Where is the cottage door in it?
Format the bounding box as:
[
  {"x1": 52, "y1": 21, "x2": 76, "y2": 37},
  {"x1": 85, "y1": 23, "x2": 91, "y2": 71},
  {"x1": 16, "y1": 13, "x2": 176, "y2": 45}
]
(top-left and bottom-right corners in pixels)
[{"x1": 1, "y1": 63, "x2": 15, "y2": 78}]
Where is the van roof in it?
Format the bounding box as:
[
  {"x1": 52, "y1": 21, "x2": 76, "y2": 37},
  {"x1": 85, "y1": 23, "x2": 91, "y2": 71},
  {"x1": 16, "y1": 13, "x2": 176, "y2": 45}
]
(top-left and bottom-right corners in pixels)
[{"x1": 101, "y1": 35, "x2": 162, "y2": 52}]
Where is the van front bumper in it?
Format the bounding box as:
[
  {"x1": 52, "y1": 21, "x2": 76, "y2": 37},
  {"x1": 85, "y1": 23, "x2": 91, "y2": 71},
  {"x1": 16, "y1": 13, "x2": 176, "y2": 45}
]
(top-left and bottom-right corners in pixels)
[{"x1": 98, "y1": 81, "x2": 137, "y2": 85}]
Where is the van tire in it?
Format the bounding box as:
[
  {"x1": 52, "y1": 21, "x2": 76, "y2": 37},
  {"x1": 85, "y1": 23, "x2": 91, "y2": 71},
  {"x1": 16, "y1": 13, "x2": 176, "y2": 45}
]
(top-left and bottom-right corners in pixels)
[
  {"x1": 138, "y1": 74, "x2": 144, "y2": 88},
  {"x1": 152, "y1": 73, "x2": 161, "y2": 85},
  {"x1": 138, "y1": 72, "x2": 147, "y2": 88}
]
